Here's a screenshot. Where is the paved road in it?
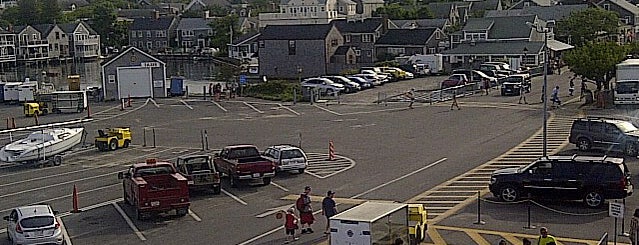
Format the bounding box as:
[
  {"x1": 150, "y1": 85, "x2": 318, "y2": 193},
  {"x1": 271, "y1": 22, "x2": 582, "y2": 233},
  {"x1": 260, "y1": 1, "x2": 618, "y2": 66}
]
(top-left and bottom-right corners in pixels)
[{"x1": 0, "y1": 69, "x2": 634, "y2": 245}]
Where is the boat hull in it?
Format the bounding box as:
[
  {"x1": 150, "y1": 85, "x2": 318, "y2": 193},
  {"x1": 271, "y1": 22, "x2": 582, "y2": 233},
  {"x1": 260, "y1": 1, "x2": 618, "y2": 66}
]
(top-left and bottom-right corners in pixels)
[{"x1": 0, "y1": 128, "x2": 84, "y2": 163}]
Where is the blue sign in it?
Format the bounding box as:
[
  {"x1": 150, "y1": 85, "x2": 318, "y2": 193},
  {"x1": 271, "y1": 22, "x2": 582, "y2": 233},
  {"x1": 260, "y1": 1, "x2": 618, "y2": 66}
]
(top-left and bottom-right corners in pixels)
[{"x1": 239, "y1": 75, "x2": 247, "y2": 84}]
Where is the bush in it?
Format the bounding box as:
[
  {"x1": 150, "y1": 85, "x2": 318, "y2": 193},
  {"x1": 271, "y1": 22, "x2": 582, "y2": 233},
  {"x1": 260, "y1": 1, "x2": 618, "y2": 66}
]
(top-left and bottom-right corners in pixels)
[{"x1": 244, "y1": 80, "x2": 302, "y2": 102}]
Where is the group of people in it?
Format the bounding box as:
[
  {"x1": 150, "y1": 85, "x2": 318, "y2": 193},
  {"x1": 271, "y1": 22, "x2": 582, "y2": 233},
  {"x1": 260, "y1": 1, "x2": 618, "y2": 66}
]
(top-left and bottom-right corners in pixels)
[
  {"x1": 208, "y1": 82, "x2": 239, "y2": 101},
  {"x1": 282, "y1": 186, "x2": 337, "y2": 244},
  {"x1": 498, "y1": 227, "x2": 557, "y2": 245}
]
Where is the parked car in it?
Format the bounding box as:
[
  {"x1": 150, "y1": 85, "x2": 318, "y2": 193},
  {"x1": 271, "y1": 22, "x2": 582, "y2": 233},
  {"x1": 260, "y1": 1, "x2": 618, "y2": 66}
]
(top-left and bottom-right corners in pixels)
[
  {"x1": 361, "y1": 70, "x2": 391, "y2": 83},
  {"x1": 569, "y1": 117, "x2": 639, "y2": 156},
  {"x1": 489, "y1": 155, "x2": 633, "y2": 208},
  {"x1": 351, "y1": 74, "x2": 382, "y2": 86},
  {"x1": 4, "y1": 204, "x2": 64, "y2": 245},
  {"x1": 452, "y1": 69, "x2": 497, "y2": 86},
  {"x1": 361, "y1": 67, "x2": 397, "y2": 82},
  {"x1": 174, "y1": 155, "x2": 221, "y2": 194},
  {"x1": 380, "y1": 67, "x2": 409, "y2": 80},
  {"x1": 474, "y1": 70, "x2": 498, "y2": 87},
  {"x1": 481, "y1": 69, "x2": 507, "y2": 80},
  {"x1": 300, "y1": 78, "x2": 345, "y2": 94},
  {"x1": 441, "y1": 74, "x2": 468, "y2": 89},
  {"x1": 500, "y1": 74, "x2": 530, "y2": 96},
  {"x1": 263, "y1": 145, "x2": 308, "y2": 174},
  {"x1": 214, "y1": 145, "x2": 276, "y2": 187},
  {"x1": 346, "y1": 76, "x2": 373, "y2": 89},
  {"x1": 480, "y1": 63, "x2": 512, "y2": 77},
  {"x1": 322, "y1": 76, "x2": 361, "y2": 93}
]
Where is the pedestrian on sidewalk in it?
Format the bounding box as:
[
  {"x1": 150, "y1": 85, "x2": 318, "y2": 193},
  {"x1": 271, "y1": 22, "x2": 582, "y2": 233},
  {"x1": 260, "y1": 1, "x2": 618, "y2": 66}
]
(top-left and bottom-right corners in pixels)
[
  {"x1": 518, "y1": 83, "x2": 528, "y2": 104},
  {"x1": 569, "y1": 75, "x2": 575, "y2": 96},
  {"x1": 537, "y1": 227, "x2": 557, "y2": 245},
  {"x1": 450, "y1": 90, "x2": 461, "y2": 110},
  {"x1": 296, "y1": 186, "x2": 314, "y2": 234},
  {"x1": 282, "y1": 208, "x2": 300, "y2": 244},
  {"x1": 551, "y1": 85, "x2": 561, "y2": 106},
  {"x1": 405, "y1": 88, "x2": 415, "y2": 109},
  {"x1": 580, "y1": 77, "x2": 588, "y2": 101},
  {"x1": 483, "y1": 78, "x2": 490, "y2": 95},
  {"x1": 321, "y1": 190, "x2": 337, "y2": 235}
]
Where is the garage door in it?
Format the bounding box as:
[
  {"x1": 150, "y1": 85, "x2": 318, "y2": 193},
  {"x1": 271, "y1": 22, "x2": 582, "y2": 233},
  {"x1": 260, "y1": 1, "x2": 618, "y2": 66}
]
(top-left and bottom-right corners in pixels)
[{"x1": 117, "y1": 67, "x2": 152, "y2": 99}]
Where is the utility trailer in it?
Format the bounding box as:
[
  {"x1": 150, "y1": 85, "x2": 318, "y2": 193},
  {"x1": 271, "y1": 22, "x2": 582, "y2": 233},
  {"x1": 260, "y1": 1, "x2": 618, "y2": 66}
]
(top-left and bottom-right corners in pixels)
[{"x1": 330, "y1": 202, "x2": 409, "y2": 245}]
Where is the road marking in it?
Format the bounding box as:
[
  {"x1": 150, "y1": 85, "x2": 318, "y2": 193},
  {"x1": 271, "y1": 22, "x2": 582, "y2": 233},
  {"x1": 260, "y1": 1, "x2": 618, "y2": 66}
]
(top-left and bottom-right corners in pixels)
[
  {"x1": 112, "y1": 203, "x2": 147, "y2": 241},
  {"x1": 0, "y1": 171, "x2": 120, "y2": 199},
  {"x1": 243, "y1": 102, "x2": 264, "y2": 113},
  {"x1": 148, "y1": 98, "x2": 160, "y2": 108},
  {"x1": 352, "y1": 158, "x2": 447, "y2": 199},
  {"x1": 188, "y1": 209, "x2": 202, "y2": 222},
  {"x1": 212, "y1": 101, "x2": 227, "y2": 112},
  {"x1": 221, "y1": 189, "x2": 247, "y2": 205},
  {"x1": 179, "y1": 100, "x2": 194, "y2": 110},
  {"x1": 313, "y1": 104, "x2": 343, "y2": 116},
  {"x1": 255, "y1": 204, "x2": 294, "y2": 218},
  {"x1": 58, "y1": 217, "x2": 73, "y2": 245},
  {"x1": 279, "y1": 104, "x2": 301, "y2": 115},
  {"x1": 0, "y1": 184, "x2": 121, "y2": 213},
  {"x1": 270, "y1": 182, "x2": 289, "y2": 192}
]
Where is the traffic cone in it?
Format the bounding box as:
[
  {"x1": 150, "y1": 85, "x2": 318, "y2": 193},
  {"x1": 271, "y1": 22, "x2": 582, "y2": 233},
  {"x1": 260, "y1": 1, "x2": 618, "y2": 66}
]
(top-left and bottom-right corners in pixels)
[
  {"x1": 86, "y1": 105, "x2": 92, "y2": 119},
  {"x1": 72, "y1": 184, "x2": 79, "y2": 213},
  {"x1": 328, "y1": 140, "x2": 335, "y2": 161}
]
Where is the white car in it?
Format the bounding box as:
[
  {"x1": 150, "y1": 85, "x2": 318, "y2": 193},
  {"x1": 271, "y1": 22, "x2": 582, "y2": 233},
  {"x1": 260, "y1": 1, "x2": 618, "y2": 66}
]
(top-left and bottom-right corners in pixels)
[
  {"x1": 300, "y1": 77, "x2": 345, "y2": 94},
  {"x1": 263, "y1": 145, "x2": 308, "y2": 174},
  {"x1": 360, "y1": 70, "x2": 390, "y2": 83},
  {"x1": 4, "y1": 205, "x2": 64, "y2": 245}
]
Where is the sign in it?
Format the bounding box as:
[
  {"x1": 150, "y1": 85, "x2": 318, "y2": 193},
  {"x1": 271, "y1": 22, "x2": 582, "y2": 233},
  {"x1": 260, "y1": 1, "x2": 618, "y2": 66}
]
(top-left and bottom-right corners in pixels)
[
  {"x1": 609, "y1": 202, "x2": 624, "y2": 218},
  {"x1": 141, "y1": 62, "x2": 160, "y2": 68},
  {"x1": 239, "y1": 75, "x2": 247, "y2": 84},
  {"x1": 153, "y1": 80, "x2": 163, "y2": 88}
]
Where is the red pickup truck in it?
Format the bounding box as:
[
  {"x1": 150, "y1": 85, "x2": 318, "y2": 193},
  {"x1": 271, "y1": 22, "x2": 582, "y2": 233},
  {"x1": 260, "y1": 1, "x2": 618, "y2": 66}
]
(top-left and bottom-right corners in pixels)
[
  {"x1": 214, "y1": 144, "x2": 276, "y2": 187},
  {"x1": 118, "y1": 159, "x2": 190, "y2": 220}
]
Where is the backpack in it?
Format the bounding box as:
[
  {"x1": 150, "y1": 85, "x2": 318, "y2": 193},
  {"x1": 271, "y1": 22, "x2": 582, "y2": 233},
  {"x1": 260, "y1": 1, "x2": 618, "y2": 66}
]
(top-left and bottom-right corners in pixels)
[{"x1": 296, "y1": 196, "x2": 305, "y2": 211}]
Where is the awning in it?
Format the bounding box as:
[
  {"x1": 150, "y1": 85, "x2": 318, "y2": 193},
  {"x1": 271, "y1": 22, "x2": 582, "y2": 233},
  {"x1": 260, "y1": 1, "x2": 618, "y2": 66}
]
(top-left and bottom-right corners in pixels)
[{"x1": 546, "y1": 39, "x2": 574, "y2": 51}]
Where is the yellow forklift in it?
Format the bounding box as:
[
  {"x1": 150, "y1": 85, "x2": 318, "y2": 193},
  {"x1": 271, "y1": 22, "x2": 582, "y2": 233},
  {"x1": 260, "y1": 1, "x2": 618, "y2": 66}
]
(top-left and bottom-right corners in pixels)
[
  {"x1": 95, "y1": 127, "x2": 132, "y2": 151},
  {"x1": 23, "y1": 102, "x2": 51, "y2": 117}
]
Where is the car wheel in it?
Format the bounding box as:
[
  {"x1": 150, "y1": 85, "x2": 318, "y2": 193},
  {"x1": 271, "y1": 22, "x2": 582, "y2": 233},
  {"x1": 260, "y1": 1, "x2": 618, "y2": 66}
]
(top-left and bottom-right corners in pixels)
[
  {"x1": 176, "y1": 208, "x2": 188, "y2": 217},
  {"x1": 297, "y1": 168, "x2": 305, "y2": 174},
  {"x1": 123, "y1": 140, "x2": 130, "y2": 148},
  {"x1": 263, "y1": 177, "x2": 272, "y2": 186},
  {"x1": 109, "y1": 139, "x2": 118, "y2": 151},
  {"x1": 577, "y1": 137, "x2": 591, "y2": 151},
  {"x1": 625, "y1": 143, "x2": 638, "y2": 156},
  {"x1": 230, "y1": 175, "x2": 238, "y2": 188},
  {"x1": 584, "y1": 190, "x2": 604, "y2": 208},
  {"x1": 213, "y1": 185, "x2": 221, "y2": 195},
  {"x1": 498, "y1": 185, "x2": 519, "y2": 202}
]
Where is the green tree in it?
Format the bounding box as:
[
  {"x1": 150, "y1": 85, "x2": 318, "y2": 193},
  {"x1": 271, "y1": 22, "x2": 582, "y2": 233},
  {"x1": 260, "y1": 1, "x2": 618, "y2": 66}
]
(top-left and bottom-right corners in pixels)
[
  {"x1": 40, "y1": 0, "x2": 61, "y2": 24},
  {"x1": 564, "y1": 41, "x2": 627, "y2": 90},
  {"x1": 556, "y1": 8, "x2": 619, "y2": 47},
  {"x1": 18, "y1": 0, "x2": 38, "y2": 24},
  {"x1": 374, "y1": 3, "x2": 410, "y2": 19},
  {"x1": 91, "y1": 0, "x2": 117, "y2": 46},
  {"x1": 208, "y1": 15, "x2": 238, "y2": 57},
  {"x1": 0, "y1": 6, "x2": 20, "y2": 28}
]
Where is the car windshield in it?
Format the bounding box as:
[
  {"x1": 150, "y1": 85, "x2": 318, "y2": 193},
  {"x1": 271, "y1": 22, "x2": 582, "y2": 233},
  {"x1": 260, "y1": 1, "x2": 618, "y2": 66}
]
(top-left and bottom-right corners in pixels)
[
  {"x1": 281, "y1": 149, "x2": 304, "y2": 159},
  {"x1": 20, "y1": 216, "x2": 54, "y2": 228},
  {"x1": 615, "y1": 81, "x2": 639, "y2": 94},
  {"x1": 184, "y1": 158, "x2": 211, "y2": 172},
  {"x1": 614, "y1": 121, "x2": 639, "y2": 132}
]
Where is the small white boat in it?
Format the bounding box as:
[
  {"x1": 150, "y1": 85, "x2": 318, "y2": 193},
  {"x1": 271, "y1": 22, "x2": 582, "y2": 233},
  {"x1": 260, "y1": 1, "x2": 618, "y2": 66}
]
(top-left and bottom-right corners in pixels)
[{"x1": 0, "y1": 127, "x2": 84, "y2": 163}]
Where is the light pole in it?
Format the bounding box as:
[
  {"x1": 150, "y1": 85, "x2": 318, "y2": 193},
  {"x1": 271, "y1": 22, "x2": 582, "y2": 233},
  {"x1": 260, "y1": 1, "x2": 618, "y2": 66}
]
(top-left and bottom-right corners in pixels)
[{"x1": 527, "y1": 21, "x2": 549, "y2": 157}]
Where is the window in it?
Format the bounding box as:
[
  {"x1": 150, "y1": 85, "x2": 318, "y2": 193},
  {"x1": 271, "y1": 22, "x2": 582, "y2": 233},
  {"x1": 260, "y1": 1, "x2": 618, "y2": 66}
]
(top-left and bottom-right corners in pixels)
[
  {"x1": 362, "y1": 34, "x2": 372, "y2": 43},
  {"x1": 163, "y1": 41, "x2": 167, "y2": 46},
  {"x1": 355, "y1": 49, "x2": 360, "y2": 56},
  {"x1": 146, "y1": 31, "x2": 151, "y2": 37},
  {"x1": 288, "y1": 40, "x2": 296, "y2": 55},
  {"x1": 435, "y1": 31, "x2": 441, "y2": 40},
  {"x1": 138, "y1": 31, "x2": 143, "y2": 37},
  {"x1": 625, "y1": 16, "x2": 631, "y2": 24},
  {"x1": 146, "y1": 41, "x2": 152, "y2": 49},
  {"x1": 387, "y1": 47, "x2": 404, "y2": 55},
  {"x1": 131, "y1": 31, "x2": 136, "y2": 38},
  {"x1": 330, "y1": 39, "x2": 338, "y2": 46},
  {"x1": 156, "y1": 41, "x2": 161, "y2": 47},
  {"x1": 524, "y1": 1, "x2": 530, "y2": 6},
  {"x1": 366, "y1": 50, "x2": 372, "y2": 57},
  {"x1": 603, "y1": 3, "x2": 609, "y2": 10},
  {"x1": 132, "y1": 41, "x2": 136, "y2": 47},
  {"x1": 55, "y1": 32, "x2": 60, "y2": 39},
  {"x1": 428, "y1": 47, "x2": 436, "y2": 54},
  {"x1": 339, "y1": 6, "x2": 343, "y2": 12},
  {"x1": 345, "y1": 35, "x2": 351, "y2": 43}
]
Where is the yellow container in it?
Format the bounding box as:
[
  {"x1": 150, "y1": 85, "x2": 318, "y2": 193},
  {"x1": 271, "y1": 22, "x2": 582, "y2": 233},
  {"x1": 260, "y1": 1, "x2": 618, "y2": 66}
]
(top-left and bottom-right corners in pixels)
[{"x1": 67, "y1": 75, "x2": 81, "y2": 91}]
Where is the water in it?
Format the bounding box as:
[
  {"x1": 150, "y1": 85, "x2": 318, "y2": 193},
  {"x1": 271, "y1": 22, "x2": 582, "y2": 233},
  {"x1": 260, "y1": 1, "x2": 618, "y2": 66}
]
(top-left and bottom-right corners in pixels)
[{"x1": 0, "y1": 59, "x2": 221, "y2": 92}]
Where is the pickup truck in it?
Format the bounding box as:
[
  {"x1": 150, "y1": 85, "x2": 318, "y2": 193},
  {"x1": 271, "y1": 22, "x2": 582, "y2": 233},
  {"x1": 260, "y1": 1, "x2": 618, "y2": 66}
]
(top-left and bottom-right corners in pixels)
[
  {"x1": 118, "y1": 159, "x2": 190, "y2": 220},
  {"x1": 214, "y1": 144, "x2": 276, "y2": 187},
  {"x1": 174, "y1": 155, "x2": 221, "y2": 194}
]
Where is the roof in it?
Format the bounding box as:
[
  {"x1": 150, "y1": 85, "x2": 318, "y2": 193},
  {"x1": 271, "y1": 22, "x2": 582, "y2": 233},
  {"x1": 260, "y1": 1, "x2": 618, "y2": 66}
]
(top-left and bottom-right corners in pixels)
[
  {"x1": 334, "y1": 46, "x2": 351, "y2": 55},
  {"x1": 598, "y1": 0, "x2": 639, "y2": 15},
  {"x1": 130, "y1": 16, "x2": 175, "y2": 30},
  {"x1": 428, "y1": 2, "x2": 455, "y2": 19},
  {"x1": 101, "y1": 46, "x2": 166, "y2": 68},
  {"x1": 442, "y1": 41, "x2": 544, "y2": 55},
  {"x1": 376, "y1": 28, "x2": 437, "y2": 45},
  {"x1": 231, "y1": 31, "x2": 260, "y2": 45},
  {"x1": 176, "y1": 18, "x2": 212, "y2": 30},
  {"x1": 470, "y1": 0, "x2": 501, "y2": 12},
  {"x1": 259, "y1": 24, "x2": 334, "y2": 40},
  {"x1": 12, "y1": 25, "x2": 29, "y2": 34},
  {"x1": 118, "y1": 9, "x2": 158, "y2": 18},
  {"x1": 392, "y1": 19, "x2": 449, "y2": 29},
  {"x1": 16, "y1": 205, "x2": 53, "y2": 218},
  {"x1": 32, "y1": 24, "x2": 55, "y2": 36},
  {"x1": 331, "y1": 202, "x2": 407, "y2": 222},
  {"x1": 485, "y1": 5, "x2": 588, "y2": 21},
  {"x1": 187, "y1": 0, "x2": 231, "y2": 9},
  {"x1": 332, "y1": 18, "x2": 383, "y2": 33},
  {"x1": 546, "y1": 39, "x2": 574, "y2": 51},
  {"x1": 463, "y1": 18, "x2": 494, "y2": 31},
  {"x1": 58, "y1": 21, "x2": 98, "y2": 35},
  {"x1": 486, "y1": 15, "x2": 536, "y2": 39}
]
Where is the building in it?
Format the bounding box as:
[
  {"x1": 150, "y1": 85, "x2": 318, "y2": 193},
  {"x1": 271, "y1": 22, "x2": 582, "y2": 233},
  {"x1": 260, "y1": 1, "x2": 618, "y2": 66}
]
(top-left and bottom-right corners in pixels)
[
  {"x1": 228, "y1": 31, "x2": 260, "y2": 63},
  {"x1": 258, "y1": 0, "x2": 382, "y2": 27},
  {"x1": 129, "y1": 16, "x2": 177, "y2": 54},
  {"x1": 175, "y1": 18, "x2": 213, "y2": 53},
  {"x1": 375, "y1": 28, "x2": 447, "y2": 59},
  {"x1": 442, "y1": 41, "x2": 545, "y2": 71},
  {"x1": 32, "y1": 24, "x2": 70, "y2": 59},
  {"x1": 59, "y1": 21, "x2": 101, "y2": 59},
  {"x1": 392, "y1": 19, "x2": 452, "y2": 32},
  {"x1": 0, "y1": 29, "x2": 16, "y2": 64},
  {"x1": 332, "y1": 18, "x2": 392, "y2": 65},
  {"x1": 101, "y1": 46, "x2": 167, "y2": 100},
  {"x1": 597, "y1": 0, "x2": 639, "y2": 43},
  {"x1": 13, "y1": 25, "x2": 49, "y2": 62}
]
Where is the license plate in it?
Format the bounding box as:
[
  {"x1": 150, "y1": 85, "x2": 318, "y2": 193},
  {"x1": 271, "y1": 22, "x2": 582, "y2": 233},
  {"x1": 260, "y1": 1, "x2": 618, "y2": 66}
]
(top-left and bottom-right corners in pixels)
[
  {"x1": 252, "y1": 173, "x2": 260, "y2": 178},
  {"x1": 151, "y1": 201, "x2": 160, "y2": 207}
]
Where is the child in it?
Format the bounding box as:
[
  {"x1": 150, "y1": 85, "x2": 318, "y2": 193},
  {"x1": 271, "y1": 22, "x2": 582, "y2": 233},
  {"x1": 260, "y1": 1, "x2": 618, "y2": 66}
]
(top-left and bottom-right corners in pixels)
[{"x1": 283, "y1": 208, "x2": 299, "y2": 244}]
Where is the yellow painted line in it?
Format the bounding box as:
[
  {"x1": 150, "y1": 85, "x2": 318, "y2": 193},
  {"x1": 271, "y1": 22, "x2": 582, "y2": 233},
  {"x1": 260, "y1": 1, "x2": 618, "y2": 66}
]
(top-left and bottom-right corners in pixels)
[
  {"x1": 421, "y1": 196, "x2": 474, "y2": 199},
  {"x1": 502, "y1": 234, "x2": 521, "y2": 245},
  {"x1": 280, "y1": 194, "x2": 390, "y2": 205},
  {"x1": 466, "y1": 230, "x2": 490, "y2": 245},
  {"x1": 427, "y1": 226, "x2": 446, "y2": 245}
]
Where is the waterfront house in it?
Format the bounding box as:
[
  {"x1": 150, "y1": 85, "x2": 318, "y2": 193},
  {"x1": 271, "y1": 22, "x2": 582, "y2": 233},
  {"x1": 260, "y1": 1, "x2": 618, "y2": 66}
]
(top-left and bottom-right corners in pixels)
[
  {"x1": 59, "y1": 21, "x2": 101, "y2": 59},
  {"x1": 228, "y1": 31, "x2": 260, "y2": 63},
  {"x1": 175, "y1": 18, "x2": 214, "y2": 53},
  {"x1": 0, "y1": 29, "x2": 16, "y2": 64},
  {"x1": 101, "y1": 46, "x2": 167, "y2": 100},
  {"x1": 129, "y1": 16, "x2": 177, "y2": 54},
  {"x1": 374, "y1": 28, "x2": 447, "y2": 59},
  {"x1": 332, "y1": 18, "x2": 393, "y2": 66},
  {"x1": 13, "y1": 25, "x2": 49, "y2": 62},
  {"x1": 184, "y1": 0, "x2": 232, "y2": 14},
  {"x1": 258, "y1": 24, "x2": 351, "y2": 78},
  {"x1": 392, "y1": 19, "x2": 452, "y2": 32},
  {"x1": 257, "y1": 0, "x2": 383, "y2": 28},
  {"x1": 33, "y1": 24, "x2": 70, "y2": 60}
]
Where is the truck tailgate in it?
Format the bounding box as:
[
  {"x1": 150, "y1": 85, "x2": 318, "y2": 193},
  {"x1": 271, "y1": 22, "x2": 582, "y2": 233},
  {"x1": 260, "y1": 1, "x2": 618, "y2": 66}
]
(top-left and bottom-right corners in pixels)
[{"x1": 236, "y1": 159, "x2": 274, "y2": 174}]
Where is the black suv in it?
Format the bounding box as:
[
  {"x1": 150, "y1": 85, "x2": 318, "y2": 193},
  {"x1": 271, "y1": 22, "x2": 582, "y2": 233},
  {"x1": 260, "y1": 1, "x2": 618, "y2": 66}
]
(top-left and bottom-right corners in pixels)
[
  {"x1": 569, "y1": 117, "x2": 639, "y2": 156},
  {"x1": 489, "y1": 155, "x2": 632, "y2": 208}
]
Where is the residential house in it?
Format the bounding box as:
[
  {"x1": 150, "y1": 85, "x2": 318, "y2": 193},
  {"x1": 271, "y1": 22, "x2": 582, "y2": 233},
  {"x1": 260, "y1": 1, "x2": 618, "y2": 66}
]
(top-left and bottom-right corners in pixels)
[
  {"x1": 392, "y1": 19, "x2": 451, "y2": 32},
  {"x1": 468, "y1": 0, "x2": 503, "y2": 17},
  {"x1": 258, "y1": 0, "x2": 382, "y2": 27},
  {"x1": 0, "y1": 29, "x2": 16, "y2": 63},
  {"x1": 428, "y1": 2, "x2": 461, "y2": 26},
  {"x1": 442, "y1": 41, "x2": 545, "y2": 70},
  {"x1": 59, "y1": 22, "x2": 101, "y2": 59},
  {"x1": 33, "y1": 24, "x2": 69, "y2": 59},
  {"x1": 597, "y1": 0, "x2": 639, "y2": 43},
  {"x1": 332, "y1": 18, "x2": 394, "y2": 66},
  {"x1": 176, "y1": 18, "x2": 213, "y2": 53},
  {"x1": 228, "y1": 31, "x2": 260, "y2": 63},
  {"x1": 0, "y1": 0, "x2": 17, "y2": 10},
  {"x1": 452, "y1": 15, "x2": 542, "y2": 45},
  {"x1": 129, "y1": 16, "x2": 177, "y2": 54},
  {"x1": 237, "y1": 17, "x2": 259, "y2": 33},
  {"x1": 258, "y1": 24, "x2": 352, "y2": 78},
  {"x1": 13, "y1": 25, "x2": 49, "y2": 62},
  {"x1": 509, "y1": 0, "x2": 555, "y2": 9},
  {"x1": 184, "y1": 0, "x2": 232, "y2": 14},
  {"x1": 58, "y1": 0, "x2": 89, "y2": 11},
  {"x1": 375, "y1": 28, "x2": 447, "y2": 59}
]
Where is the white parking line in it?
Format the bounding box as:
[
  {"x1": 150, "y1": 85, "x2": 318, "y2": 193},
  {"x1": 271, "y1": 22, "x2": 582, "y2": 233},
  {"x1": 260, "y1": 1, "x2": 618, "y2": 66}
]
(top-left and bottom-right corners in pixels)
[
  {"x1": 112, "y1": 203, "x2": 147, "y2": 241},
  {"x1": 188, "y1": 209, "x2": 202, "y2": 222},
  {"x1": 221, "y1": 189, "x2": 247, "y2": 205},
  {"x1": 243, "y1": 102, "x2": 264, "y2": 114},
  {"x1": 270, "y1": 182, "x2": 289, "y2": 192},
  {"x1": 148, "y1": 98, "x2": 160, "y2": 108},
  {"x1": 212, "y1": 101, "x2": 228, "y2": 112},
  {"x1": 313, "y1": 104, "x2": 343, "y2": 116},
  {"x1": 0, "y1": 184, "x2": 121, "y2": 213},
  {"x1": 179, "y1": 100, "x2": 194, "y2": 110},
  {"x1": 58, "y1": 217, "x2": 73, "y2": 245},
  {"x1": 278, "y1": 104, "x2": 301, "y2": 116}
]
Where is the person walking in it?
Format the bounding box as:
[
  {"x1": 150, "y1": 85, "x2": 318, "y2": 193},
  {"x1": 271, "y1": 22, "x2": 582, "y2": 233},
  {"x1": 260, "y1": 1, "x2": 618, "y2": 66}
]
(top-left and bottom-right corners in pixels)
[
  {"x1": 321, "y1": 190, "x2": 337, "y2": 235},
  {"x1": 483, "y1": 78, "x2": 490, "y2": 95},
  {"x1": 282, "y1": 208, "x2": 300, "y2": 244},
  {"x1": 518, "y1": 83, "x2": 528, "y2": 104},
  {"x1": 537, "y1": 227, "x2": 557, "y2": 245},
  {"x1": 580, "y1": 77, "x2": 588, "y2": 101},
  {"x1": 450, "y1": 90, "x2": 461, "y2": 110},
  {"x1": 551, "y1": 85, "x2": 561, "y2": 106},
  {"x1": 406, "y1": 88, "x2": 415, "y2": 109},
  {"x1": 568, "y1": 75, "x2": 576, "y2": 96},
  {"x1": 296, "y1": 186, "x2": 314, "y2": 234}
]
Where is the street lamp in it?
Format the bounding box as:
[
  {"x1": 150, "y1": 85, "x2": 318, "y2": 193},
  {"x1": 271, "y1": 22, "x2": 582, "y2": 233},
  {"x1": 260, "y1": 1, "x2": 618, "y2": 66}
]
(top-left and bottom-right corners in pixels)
[{"x1": 527, "y1": 21, "x2": 549, "y2": 157}]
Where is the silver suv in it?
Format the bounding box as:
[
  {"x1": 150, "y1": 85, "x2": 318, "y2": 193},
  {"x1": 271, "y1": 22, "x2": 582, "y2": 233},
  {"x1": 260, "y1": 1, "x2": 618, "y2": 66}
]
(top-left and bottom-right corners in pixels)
[
  {"x1": 263, "y1": 145, "x2": 308, "y2": 174},
  {"x1": 3, "y1": 205, "x2": 64, "y2": 245}
]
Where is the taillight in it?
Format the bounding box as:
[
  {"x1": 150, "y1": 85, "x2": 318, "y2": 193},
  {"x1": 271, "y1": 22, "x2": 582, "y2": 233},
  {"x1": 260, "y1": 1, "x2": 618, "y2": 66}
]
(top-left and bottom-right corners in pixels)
[
  {"x1": 619, "y1": 176, "x2": 628, "y2": 189},
  {"x1": 55, "y1": 221, "x2": 60, "y2": 229},
  {"x1": 15, "y1": 223, "x2": 22, "y2": 233}
]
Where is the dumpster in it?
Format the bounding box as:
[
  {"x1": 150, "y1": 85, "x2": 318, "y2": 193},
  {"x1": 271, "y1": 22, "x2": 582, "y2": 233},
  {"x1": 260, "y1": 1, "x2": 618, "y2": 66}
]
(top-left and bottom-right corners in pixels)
[{"x1": 170, "y1": 77, "x2": 185, "y2": 96}]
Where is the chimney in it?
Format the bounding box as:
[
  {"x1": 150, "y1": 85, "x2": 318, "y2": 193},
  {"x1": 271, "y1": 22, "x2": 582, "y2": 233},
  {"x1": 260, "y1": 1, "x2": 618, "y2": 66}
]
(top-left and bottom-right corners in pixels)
[{"x1": 204, "y1": 10, "x2": 210, "y2": 19}]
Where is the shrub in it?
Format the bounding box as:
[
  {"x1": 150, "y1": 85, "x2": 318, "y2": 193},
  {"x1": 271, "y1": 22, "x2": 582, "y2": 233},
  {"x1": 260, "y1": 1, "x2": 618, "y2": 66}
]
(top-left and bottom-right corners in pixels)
[{"x1": 244, "y1": 80, "x2": 302, "y2": 102}]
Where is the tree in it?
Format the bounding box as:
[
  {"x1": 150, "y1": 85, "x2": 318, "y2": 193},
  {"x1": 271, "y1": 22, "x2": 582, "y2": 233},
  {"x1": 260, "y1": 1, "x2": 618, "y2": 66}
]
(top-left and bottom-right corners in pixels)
[
  {"x1": 374, "y1": 3, "x2": 411, "y2": 19},
  {"x1": 40, "y1": 0, "x2": 61, "y2": 24},
  {"x1": 18, "y1": 0, "x2": 38, "y2": 25},
  {"x1": 564, "y1": 41, "x2": 627, "y2": 90},
  {"x1": 208, "y1": 15, "x2": 238, "y2": 57},
  {"x1": 556, "y1": 8, "x2": 619, "y2": 47},
  {"x1": 91, "y1": 0, "x2": 117, "y2": 46}
]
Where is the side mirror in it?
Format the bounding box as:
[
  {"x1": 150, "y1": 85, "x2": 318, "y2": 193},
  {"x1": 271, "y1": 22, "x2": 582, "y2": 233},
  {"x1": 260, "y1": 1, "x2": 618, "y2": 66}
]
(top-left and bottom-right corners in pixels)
[{"x1": 3, "y1": 216, "x2": 9, "y2": 221}]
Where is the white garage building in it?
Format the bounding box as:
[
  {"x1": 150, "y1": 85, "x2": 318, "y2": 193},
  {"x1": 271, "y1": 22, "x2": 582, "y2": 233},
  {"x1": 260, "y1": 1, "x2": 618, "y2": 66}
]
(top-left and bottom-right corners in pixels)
[{"x1": 101, "y1": 47, "x2": 167, "y2": 101}]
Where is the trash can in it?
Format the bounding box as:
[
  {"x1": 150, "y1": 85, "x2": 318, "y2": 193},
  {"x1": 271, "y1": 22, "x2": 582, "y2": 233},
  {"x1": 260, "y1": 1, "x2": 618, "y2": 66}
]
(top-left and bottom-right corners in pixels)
[{"x1": 68, "y1": 75, "x2": 81, "y2": 91}]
